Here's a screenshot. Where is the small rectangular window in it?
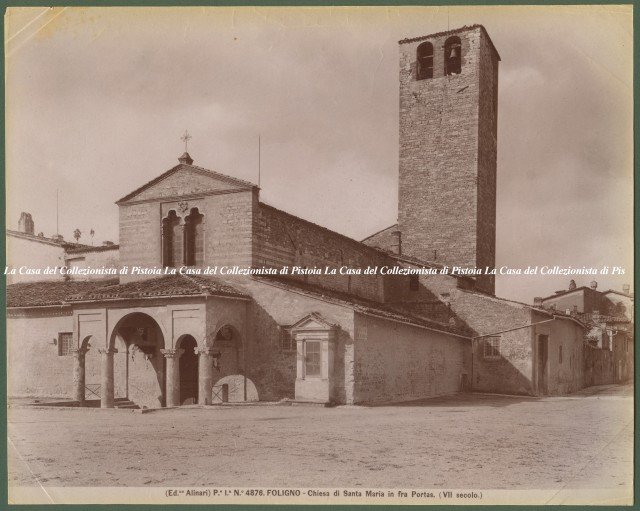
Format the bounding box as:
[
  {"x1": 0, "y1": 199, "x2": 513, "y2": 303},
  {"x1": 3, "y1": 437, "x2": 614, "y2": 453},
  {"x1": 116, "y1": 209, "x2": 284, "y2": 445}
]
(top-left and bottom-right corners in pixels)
[
  {"x1": 483, "y1": 337, "x2": 500, "y2": 359},
  {"x1": 305, "y1": 341, "x2": 321, "y2": 377},
  {"x1": 559, "y1": 345, "x2": 563, "y2": 364},
  {"x1": 279, "y1": 328, "x2": 296, "y2": 351},
  {"x1": 58, "y1": 332, "x2": 74, "y2": 356}
]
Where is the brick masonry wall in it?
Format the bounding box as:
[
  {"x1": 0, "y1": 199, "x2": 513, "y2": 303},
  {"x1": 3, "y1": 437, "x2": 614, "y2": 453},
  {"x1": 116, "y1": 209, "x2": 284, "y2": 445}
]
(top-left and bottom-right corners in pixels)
[
  {"x1": 475, "y1": 32, "x2": 498, "y2": 294},
  {"x1": 398, "y1": 27, "x2": 498, "y2": 295},
  {"x1": 255, "y1": 204, "x2": 397, "y2": 302},
  {"x1": 7, "y1": 310, "x2": 75, "y2": 398},
  {"x1": 352, "y1": 312, "x2": 467, "y2": 404}
]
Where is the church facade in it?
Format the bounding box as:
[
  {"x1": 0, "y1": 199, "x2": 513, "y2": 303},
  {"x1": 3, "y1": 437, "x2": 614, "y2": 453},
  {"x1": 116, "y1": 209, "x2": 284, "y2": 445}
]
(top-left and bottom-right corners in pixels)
[{"x1": 7, "y1": 25, "x2": 621, "y2": 408}]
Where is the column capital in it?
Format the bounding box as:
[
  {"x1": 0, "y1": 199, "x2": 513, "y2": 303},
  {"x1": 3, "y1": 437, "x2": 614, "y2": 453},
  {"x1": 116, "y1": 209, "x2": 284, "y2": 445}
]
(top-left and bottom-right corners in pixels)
[
  {"x1": 161, "y1": 348, "x2": 185, "y2": 359},
  {"x1": 98, "y1": 347, "x2": 118, "y2": 355},
  {"x1": 195, "y1": 347, "x2": 220, "y2": 356}
]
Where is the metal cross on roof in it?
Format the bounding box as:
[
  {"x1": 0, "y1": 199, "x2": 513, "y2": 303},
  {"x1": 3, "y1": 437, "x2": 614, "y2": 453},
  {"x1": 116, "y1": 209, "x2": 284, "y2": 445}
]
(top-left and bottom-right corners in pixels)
[{"x1": 180, "y1": 130, "x2": 192, "y2": 152}]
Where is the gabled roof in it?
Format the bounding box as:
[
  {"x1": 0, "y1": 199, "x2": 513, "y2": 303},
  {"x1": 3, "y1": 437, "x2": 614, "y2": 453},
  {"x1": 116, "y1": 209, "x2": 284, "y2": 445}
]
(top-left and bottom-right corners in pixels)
[
  {"x1": 289, "y1": 312, "x2": 338, "y2": 332},
  {"x1": 116, "y1": 162, "x2": 257, "y2": 204}
]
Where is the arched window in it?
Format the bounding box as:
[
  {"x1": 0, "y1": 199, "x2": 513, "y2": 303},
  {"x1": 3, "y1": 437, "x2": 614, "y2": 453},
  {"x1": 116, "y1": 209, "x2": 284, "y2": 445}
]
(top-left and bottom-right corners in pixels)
[
  {"x1": 183, "y1": 207, "x2": 204, "y2": 266},
  {"x1": 162, "y1": 210, "x2": 182, "y2": 268},
  {"x1": 416, "y1": 41, "x2": 434, "y2": 80},
  {"x1": 444, "y1": 36, "x2": 462, "y2": 75}
]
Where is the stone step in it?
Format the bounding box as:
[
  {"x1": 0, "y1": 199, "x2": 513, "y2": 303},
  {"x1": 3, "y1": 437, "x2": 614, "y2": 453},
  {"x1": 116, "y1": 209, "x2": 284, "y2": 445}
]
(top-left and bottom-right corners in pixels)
[{"x1": 114, "y1": 399, "x2": 140, "y2": 409}]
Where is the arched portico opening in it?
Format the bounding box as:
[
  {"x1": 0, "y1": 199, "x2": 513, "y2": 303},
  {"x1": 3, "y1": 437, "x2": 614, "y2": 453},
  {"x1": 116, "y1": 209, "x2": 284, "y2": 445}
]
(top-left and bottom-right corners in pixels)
[
  {"x1": 204, "y1": 324, "x2": 258, "y2": 403},
  {"x1": 176, "y1": 334, "x2": 198, "y2": 405},
  {"x1": 107, "y1": 312, "x2": 166, "y2": 409}
]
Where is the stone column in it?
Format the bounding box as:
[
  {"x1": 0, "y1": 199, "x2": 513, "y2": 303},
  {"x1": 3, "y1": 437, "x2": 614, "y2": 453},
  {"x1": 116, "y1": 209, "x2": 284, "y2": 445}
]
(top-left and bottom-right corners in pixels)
[
  {"x1": 98, "y1": 347, "x2": 117, "y2": 409},
  {"x1": 72, "y1": 347, "x2": 89, "y2": 405},
  {"x1": 161, "y1": 348, "x2": 184, "y2": 407},
  {"x1": 196, "y1": 347, "x2": 217, "y2": 405}
]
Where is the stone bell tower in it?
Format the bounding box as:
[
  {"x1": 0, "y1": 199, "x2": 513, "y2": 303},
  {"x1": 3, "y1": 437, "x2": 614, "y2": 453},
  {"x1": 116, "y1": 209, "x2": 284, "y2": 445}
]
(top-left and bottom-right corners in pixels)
[{"x1": 397, "y1": 25, "x2": 500, "y2": 294}]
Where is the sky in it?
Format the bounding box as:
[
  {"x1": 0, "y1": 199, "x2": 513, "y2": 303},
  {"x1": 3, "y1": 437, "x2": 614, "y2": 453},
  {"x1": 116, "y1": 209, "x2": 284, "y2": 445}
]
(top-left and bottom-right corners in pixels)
[{"x1": 5, "y1": 6, "x2": 634, "y2": 302}]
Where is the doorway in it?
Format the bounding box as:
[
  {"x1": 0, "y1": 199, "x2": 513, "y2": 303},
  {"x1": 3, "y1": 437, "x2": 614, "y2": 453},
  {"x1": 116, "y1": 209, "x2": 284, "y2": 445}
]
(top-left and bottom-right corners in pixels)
[
  {"x1": 178, "y1": 335, "x2": 198, "y2": 405},
  {"x1": 537, "y1": 335, "x2": 548, "y2": 395}
]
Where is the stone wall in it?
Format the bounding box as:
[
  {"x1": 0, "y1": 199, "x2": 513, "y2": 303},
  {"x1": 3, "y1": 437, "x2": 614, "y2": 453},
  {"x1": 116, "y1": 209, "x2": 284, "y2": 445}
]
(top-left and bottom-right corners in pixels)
[
  {"x1": 234, "y1": 277, "x2": 355, "y2": 403},
  {"x1": 583, "y1": 344, "x2": 614, "y2": 387},
  {"x1": 7, "y1": 310, "x2": 74, "y2": 397},
  {"x1": 452, "y1": 290, "x2": 535, "y2": 395},
  {"x1": 118, "y1": 201, "x2": 162, "y2": 279},
  {"x1": 118, "y1": 189, "x2": 256, "y2": 282},
  {"x1": 6, "y1": 234, "x2": 66, "y2": 284},
  {"x1": 65, "y1": 247, "x2": 120, "y2": 281},
  {"x1": 533, "y1": 313, "x2": 585, "y2": 396},
  {"x1": 352, "y1": 312, "x2": 467, "y2": 404}
]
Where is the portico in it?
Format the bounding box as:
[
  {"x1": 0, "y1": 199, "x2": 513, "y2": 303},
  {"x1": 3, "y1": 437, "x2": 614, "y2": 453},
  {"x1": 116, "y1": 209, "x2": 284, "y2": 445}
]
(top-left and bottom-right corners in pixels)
[{"x1": 66, "y1": 275, "x2": 253, "y2": 408}]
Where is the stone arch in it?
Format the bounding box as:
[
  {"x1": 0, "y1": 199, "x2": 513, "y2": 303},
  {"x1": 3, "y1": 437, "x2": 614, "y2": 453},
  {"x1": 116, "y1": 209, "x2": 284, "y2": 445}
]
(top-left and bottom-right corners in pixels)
[
  {"x1": 162, "y1": 209, "x2": 183, "y2": 268},
  {"x1": 417, "y1": 41, "x2": 434, "y2": 80},
  {"x1": 206, "y1": 323, "x2": 258, "y2": 403},
  {"x1": 108, "y1": 312, "x2": 166, "y2": 408},
  {"x1": 183, "y1": 207, "x2": 204, "y2": 266},
  {"x1": 444, "y1": 36, "x2": 462, "y2": 75}
]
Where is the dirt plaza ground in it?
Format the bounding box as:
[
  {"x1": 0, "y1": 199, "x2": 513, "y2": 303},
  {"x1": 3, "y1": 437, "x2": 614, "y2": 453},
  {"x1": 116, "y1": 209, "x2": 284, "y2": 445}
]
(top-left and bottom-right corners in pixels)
[{"x1": 8, "y1": 384, "x2": 633, "y2": 491}]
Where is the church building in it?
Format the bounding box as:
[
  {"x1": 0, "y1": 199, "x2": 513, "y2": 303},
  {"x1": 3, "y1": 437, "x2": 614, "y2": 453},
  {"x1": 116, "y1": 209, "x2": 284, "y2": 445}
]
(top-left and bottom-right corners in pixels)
[{"x1": 8, "y1": 26, "x2": 611, "y2": 408}]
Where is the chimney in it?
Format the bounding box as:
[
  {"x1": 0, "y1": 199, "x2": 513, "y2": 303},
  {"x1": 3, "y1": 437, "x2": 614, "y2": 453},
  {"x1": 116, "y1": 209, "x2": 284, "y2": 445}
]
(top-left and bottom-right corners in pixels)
[
  {"x1": 102, "y1": 241, "x2": 115, "y2": 247},
  {"x1": 18, "y1": 212, "x2": 34, "y2": 235},
  {"x1": 51, "y1": 234, "x2": 64, "y2": 243},
  {"x1": 590, "y1": 280, "x2": 598, "y2": 290},
  {"x1": 390, "y1": 230, "x2": 402, "y2": 256},
  {"x1": 533, "y1": 297, "x2": 543, "y2": 307},
  {"x1": 568, "y1": 279, "x2": 577, "y2": 290},
  {"x1": 623, "y1": 284, "x2": 630, "y2": 295}
]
